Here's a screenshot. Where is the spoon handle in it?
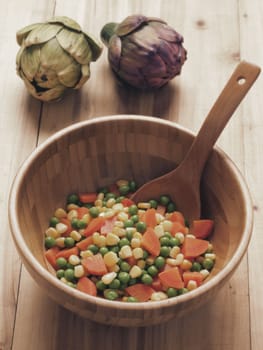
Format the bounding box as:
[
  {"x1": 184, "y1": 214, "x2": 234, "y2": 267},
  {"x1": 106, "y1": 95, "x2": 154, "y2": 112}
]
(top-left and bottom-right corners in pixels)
[{"x1": 178, "y1": 61, "x2": 261, "y2": 178}]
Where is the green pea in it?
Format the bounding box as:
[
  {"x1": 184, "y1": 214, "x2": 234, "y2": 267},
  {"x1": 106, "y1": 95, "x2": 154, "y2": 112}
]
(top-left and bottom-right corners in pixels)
[
  {"x1": 124, "y1": 219, "x2": 134, "y2": 228},
  {"x1": 67, "y1": 193, "x2": 79, "y2": 204},
  {"x1": 167, "y1": 202, "x2": 176, "y2": 213},
  {"x1": 98, "y1": 187, "x2": 108, "y2": 194},
  {"x1": 160, "y1": 246, "x2": 171, "y2": 257},
  {"x1": 202, "y1": 258, "x2": 214, "y2": 270},
  {"x1": 149, "y1": 199, "x2": 158, "y2": 209},
  {"x1": 128, "y1": 278, "x2": 137, "y2": 286},
  {"x1": 160, "y1": 236, "x2": 170, "y2": 246},
  {"x1": 142, "y1": 250, "x2": 149, "y2": 259},
  {"x1": 147, "y1": 265, "x2": 158, "y2": 277},
  {"x1": 115, "y1": 196, "x2": 125, "y2": 203},
  {"x1": 49, "y1": 217, "x2": 59, "y2": 227},
  {"x1": 64, "y1": 268, "x2": 75, "y2": 282},
  {"x1": 105, "y1": 192, "x2": 116, "y2": 200},
  {"x1": 67, "y1": 282, "x2": 76, "y2": 288},
  {"x1": 99, "y1": 247, "x2": 109, "y2": 256},
  {"x1": 178, "y1": 288, "x2": 189, "y2": 295},
  {"x1": 154, "y1": 256, "x2": 165, "y2": 269},
  {"x1": 126, "y1": 230, "x2": 134, "y2": 241},
  {"x1": 109, "y1": 279, "x2": 121, "y2": 289},
  {"x1": 141, "y1": 273, "x2": 153, "y2": 285},
  {"x1": 77, "y1": 220, "x2": 87, "y2": 229},
  {"x1": 119, "y1": 238, "x2": 130, "y2": 248},
  {"x1": 159, "y1": 195, "x2": 170, "y2": 206},
  {"x1": 96, "y1": 280, "x2": 107, "y2": 291},
  {"x1": 118, "y1": 271, "x2": 130, "y2": 284},
  {"x1": 167, "y1": 287, "x2": 178, "y2": 298},
  {"x1": 45, "y1": 236, "x2": 56, "y2": 249},
  {"x1": 71, "y1": 218, "x2": 79, "y2": 229},
  {"x1": 169, "y1": 237, "x2": 180, "y2": 247},
  {"x1": 119, "y1": 185, "x2": 130, "y2": 196},
  {"x1": 128, "y1": 204, "x2": 138, "y2": 216},
  {"x1": 191, "y1": 262, "x2": 202, "y2": 272},
  {"x1": 127, "y1": 296, "x2": 138, "y2": 302},
  {"x1": 56, "y1": 269, "x2": 65, "y2": 279},
  {"x1": 89, "y1": 206, "x2": 100, "y2": 218},
  {"x1": 136, "y1": 221, "x2": 147, "y2": 233},
  {"x1": 88, "y1": 244, "x2": 99, "y2": 254},
  {"x1": 110, "y1": 246, "x2": 120, "y2": 253},
  {"x1": 120, "y1": 261, "x2": 131, "y2": 272},
  {"x1": 130, "y1": 215, "x2": 139, "y2": 224},
  {"x1": 104, "y1": 289, "x2": 119, "y2": 300},
  {"x1": 56, "y1": 257, "x2": 67, "y2": 269},
  {"x1": 64, "y1": 237, "x2": 75, "y2": 248},
  {"x1": 66, "y1": 263, "x2": 74, "y2": 269},
  {"x1": 129, "y1": 180, "x2": 137, "y2": 192}
]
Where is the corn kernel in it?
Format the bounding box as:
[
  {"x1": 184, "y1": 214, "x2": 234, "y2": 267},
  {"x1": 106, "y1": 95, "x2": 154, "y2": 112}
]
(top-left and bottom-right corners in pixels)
[
  {"x1": 70, "y1": 230, "x2": 82, "y2": 242},
  {"x1": 156, "y1": 213, "x2": 164, "y2": 224},
  {"x1": 112, "y1": 203, "x2": 124, "y2": 212},
  {"x1": 114, "y1": 220, "x2": 124, "y2": 228},
  {"x1": 106, "y1": 198, "x2": 116, "y2": 208},
  {"x1": 67, "y1": 203, "x2": 79, "y2": 211},
  {"x1": 45, "y1": 227, "x2": 59, "y2": 239},
  {"x1": 102, "y1": 272, "x2": 117, "y2": 285},
  {"x1": 118, "y1": 211, "x2": 129, "y2": 222},
  {"x1": 169, "y1": 246, "x2": 180, "y2": 258},
  {"x1": 162, "y1": 220, "x2": 173, "y2": 232},
  {"x1": 200, "y1": 269, "x2": 210, "y2": 279},
  {"x1": 205, "y1": 253, "x2": 216, "y2": 260},
  {"x1": 116, "y1": 179, "x2": 129, "y2": 187},
  {"x1": 55, "y1": 237, "x2": 65, "y2": 248},
  {"x1": 54, "y1": 208, "x2": 67, "y2": 218},
  {"x1": 151, "y1": 292, "x2": 168, "y2": 301},
  {"x1": 207, "y1": 243, "x2": 214, "y2": 253},
  {"x1": 95, "y1": 199, "x2": 103, "y2": 207},
  {"x1": 131, "y1": 237, "x2": 141, "y2": 248},
  {"x1": 119, "y1": 245, "x2": 132, "y2": 259},
  {"x1": 106, "y1": 233, "x2": 120, "y2": 246},
  {"x1": 146, "y1": 257, "x2": 155, "y2": 265},
  {"x1": 186, "y1": 234, "x2": 196, "y2": 239},
  {"x1": 80, "y1": 250, "x2": 94, "y2": 258},
  {"x1": 187, "y1": 280, "x2": 198, "y2": 291},
  {"x1": 166, "y1": 258, "x2": 178, "y2": 266},
  {"x1": 108, "y1": 264, "x2": 120, "y2": 273},
  {"x1": 97, "y1": 192, "x2": 104, "y2": 200},
  {"x1": 69, "y1": 254, "x2": 80, "y2": 266},
  {"x1": 74, "y1": 265, "x2": 85, "y2": 278},
  {"x1": 129, "y1": 265, "x2": 142, "y2": 278},
  {"x1": 180, "y1": 259, "x2": 192, "y2": 270},
  {"x1": 137, "y1": 202, "x2": 151, "y2": 209},
  {"x1": 112, "y1": 227, "x2": 126, "y2": 237},
  {"x1": 154, "y1": 224, "x2": 165, "y2": 238},
  {"x1": 133, "y1": 231, "x2": 142, "y2": 240},
  {"x1": 93, "y1": 233, "x2": 106, "y2": 247},
  {"x1": 104, "y1": 209, "x2": 116, "y2": 218},
  {"x1": 103, "y1": 251, "x2": 119, "y2": 267},
  {"x1": 56, "y1": 223, "x2": 68, "y2": 234},
  {"x1": 175, "y1": 232, "x2": 185, "y2": 244},
  {"x1": 67, "y1": 209, "x2": 78, "y2": 221},
  {"x1": 82, "y1": 213, "x2": 91, "y2": 224},
  {"x1": 133, "y1": 247, "x2": 143, "y2": 259},
  {"x1": 137, "y1": 259, "x2": 146, "y2": 269}
]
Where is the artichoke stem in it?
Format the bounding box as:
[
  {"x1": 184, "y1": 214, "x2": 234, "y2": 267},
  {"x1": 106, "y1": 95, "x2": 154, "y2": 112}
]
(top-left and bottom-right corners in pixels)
[{"x1": 100, "y1": 22, "x2": 118, "y2": 47}]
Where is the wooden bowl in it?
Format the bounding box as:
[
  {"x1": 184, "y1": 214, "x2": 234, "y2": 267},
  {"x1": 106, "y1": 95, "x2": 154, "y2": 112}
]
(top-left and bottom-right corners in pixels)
[{"x1": 8, "y1": 115, "x2": 253, "y2": 327}]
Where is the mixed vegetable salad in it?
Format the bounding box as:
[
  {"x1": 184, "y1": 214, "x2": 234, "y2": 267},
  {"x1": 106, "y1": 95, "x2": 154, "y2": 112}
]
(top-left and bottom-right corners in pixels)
[{"x1": 44, "y1": 180, "x2": 215, "y2": 302}]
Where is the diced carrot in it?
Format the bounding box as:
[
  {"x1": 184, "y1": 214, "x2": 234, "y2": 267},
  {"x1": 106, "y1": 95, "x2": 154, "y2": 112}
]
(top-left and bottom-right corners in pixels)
[
  {"x1": 44, "y1": 246, "x2": 60, "y2": 270},
  {"x1": 126, "y1": 255, "x2": 137, "y2": 266},
  {"x1": 169, "y1": 211, "x2": 185, "y2": 225},
  {"x1": 77, "y1": 206, "x2": 89, "y2": 219},
  {"x1": 170, "y1": 221, "x2": 188, "y2": 235},
  {"x1": 76, "y1": 236, "x2": 94, "y2": 250},
  {"x1": 76, "y1": 276, "x2": 97, "y2": 296},
  {"x1": 181, "y1": 237, "x2": 209, "y2": 258},
  {"x1": 151, "y1": 277, "x2": 163, "y2": 291},
  {"x1": 121, "y1": 198, "x2": 135, "y2": 207},
  {"x1": 79, "y1": 192, "x2": 98, "y2": 203},
  {"x1": 125, "y1": 284, "x2": 154, "y2": 302},
  {"x1": 158, "y1": 267, "x2": 184, "y2": 289},
  {"x1": 182, "y1": 271, "x2": 204, "y2": 287},
  {"x1": 55, "y1": 246, "x2": 79, "y2": 259},
  {"x1": 141, "y1": 227, "x2": 160, "y2": 257},
  {"x1": 143, "y1": 208, "x2": 157, "y2": 228},
  {"x1": 60, "y1": 217, "x2": 72, "y2": 236},
  {"x1": 156, "y1": 205, "x2": 166, "y2": 216},
  {"x1": 192, "y1": 219, "x2": 214, "y2": 239},
  {"x1": 83, "y1": 217, "x2": 105, "y2": 237},
  {"x1": 100, "y1": 216, "x2": 117, "y2": 235},
  {"x1": 81, "y1": 253, "x2": 108, "y2": 275}
]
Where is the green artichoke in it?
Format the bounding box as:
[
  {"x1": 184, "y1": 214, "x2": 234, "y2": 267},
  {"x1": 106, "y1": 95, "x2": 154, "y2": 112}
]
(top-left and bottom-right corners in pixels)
[
  {"x1": 16, "y1": 16, "x2": 103, "y2": 102},
  {"x1": 100, "y1": 15, "x2": 187, "y2": 89}
]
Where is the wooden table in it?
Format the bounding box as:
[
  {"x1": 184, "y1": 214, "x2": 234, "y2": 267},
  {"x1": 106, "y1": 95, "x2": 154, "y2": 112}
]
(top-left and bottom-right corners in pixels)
[{"x1": 1, "y1": 1, "x2": 262, "y2": 349}]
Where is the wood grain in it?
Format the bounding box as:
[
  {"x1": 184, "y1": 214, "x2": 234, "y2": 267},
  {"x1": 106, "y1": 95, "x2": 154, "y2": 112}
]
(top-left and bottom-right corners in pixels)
[{"x1": 0, "y1": 0, "x2": 262, "y2": 349}]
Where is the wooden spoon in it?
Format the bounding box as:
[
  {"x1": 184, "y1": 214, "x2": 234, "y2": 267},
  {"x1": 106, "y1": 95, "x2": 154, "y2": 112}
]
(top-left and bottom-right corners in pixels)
[{"x1": 131, "y1": 61, "x2": 261, "y2": 222}]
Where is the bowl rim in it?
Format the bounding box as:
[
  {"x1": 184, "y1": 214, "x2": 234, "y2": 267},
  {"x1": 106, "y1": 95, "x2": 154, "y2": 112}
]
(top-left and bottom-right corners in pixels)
[{"x1": 8, "y1": 114, "x2": 254, "y2": 312}]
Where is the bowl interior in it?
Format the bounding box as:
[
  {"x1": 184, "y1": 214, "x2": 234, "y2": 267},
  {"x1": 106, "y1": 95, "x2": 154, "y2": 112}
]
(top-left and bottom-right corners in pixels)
[{"x1": 9, "y1": 115, "x2": 252, "y2": 325}]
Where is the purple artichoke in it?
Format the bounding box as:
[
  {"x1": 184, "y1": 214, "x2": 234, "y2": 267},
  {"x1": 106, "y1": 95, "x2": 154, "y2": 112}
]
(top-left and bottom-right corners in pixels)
[{"x1": 100, "y1": 14, "x2": 187, "y2": 89}]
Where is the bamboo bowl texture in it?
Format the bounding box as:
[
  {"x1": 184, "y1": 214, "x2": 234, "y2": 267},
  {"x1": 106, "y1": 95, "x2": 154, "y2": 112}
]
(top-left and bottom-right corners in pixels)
[{"x1": 9, "y1": 115, "x2": 253, "y2": 327}]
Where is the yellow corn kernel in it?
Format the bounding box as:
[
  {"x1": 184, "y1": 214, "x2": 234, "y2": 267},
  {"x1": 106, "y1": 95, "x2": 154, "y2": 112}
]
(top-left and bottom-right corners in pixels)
[
  {"x1": 106, "y1": 198, "x2": 116, "y2": 208},
  {"x1": 45, "y1": 227, "x2": 59, "y2": 239},
  {"x1": 175, "y1": 232, "x2": 185, "y2": 244},
  {"x1": 112, "y1": 226, "x2": 126, "y2": 237},
  {"x1": 166, "y1": 258, "x2": 178, "y2": 266},
  {"x1": 180, "y1": 259, "x2": 192, "y2": 270},
  {"x1": 102, "y1": 272, "x2": 117, "y2": 285},
  {"x1": 112, "y1": 203, "x2": 124, "y2": 212},
  {"x1": 133, "y1": 231, "x2": 142, "y2": 240},
  {"x1": 68, "y1": 254, "x2": 80, "y2": 266},
  {"x1": 74, "y1": 265, "x2": 85, "y2": 278},
  {"x1": 67, "y1": 209, "x2": 78, "y2": 221},
  {"x1": 106, "y1": 233, "x2": 120, "y2": 246},
  {"x1": 206, "y1": 243, "x2": 214, "y2": 253},
  {"x1": 200, "y1": 269, "x2": 210, "y2": 279},
  {"x1": 131, "y1": 237, "x2": 141, "y2": 248},
  {"x1": 54, "y1": 208, "x2": 67, "y2": 218},
  {"x1": 205, "y1": 253, "x2": 216, "y2": 260},
  {"x1": 169, "y1": 246, "x2": 180, "y2": 258},
  {"x1": 187, "y1": 280, "x2": 198, "y2": 291},
  {"x1": 151, "y1": 292, "x2": 168, "y2": 301},
  {"x1": 129, "y1": 265, "x2": 142, "y2": 278},
  {"x1": 137, "y1": 259, "x2": 146, "y2": 269},
  {"x1": 95, "y1": 199, "x2": 103, "y2": 207},
  {"x1": 93, "y1": 233, "x2": 106, "y2": 247},
  {"x1": 156, "y1": 213, "x2": 164, "y2": 224},
  {"x1": 103, "y1": 251, "x2": 119, "y2": 267},
  {"x1": 67, "y1": 203, "x2": 79, "y2": 211},
  {"x1": 82, "y1": 213, "x2": 91, "y2": 224},
  {"x1": 132, "y1": 247, "x2": 144, "y2": 259},
  {"x1": 162, "y1": 220, "x2": 173, "y2": 232},
  {"x1": 55, "y1": 237, "x2": 65, "y2": 248},
  {"x1": 114, "y1": 220, "x2": 124, "y2": 228},
  {"x1": 80, "y1": 250, "x2": 94, "y2": 258},
  {"x1": 117, "y1": 211, "x2": 129, "y2": 222},
  {"x1": 154, "y1": 224, "x2": 165, "y2": 238},
  {"x1": 146, "y1": 257, "x2": 155, "y2": 266},
  {"x1": 70, "y1": 230, "x2": 82, "y2": 242},
  {"x1": 137, "y1": 202, "x2": 151, "y2": 209},
  {"x1": 116, "y1": 179, "x2": 129, "y2": 187},
  {"x1": 56, "y1": 223, "x2": 68, "y2": 235},
  {"x1": 126, "y1": 227, "x2": 136, "y2": 236},
  {"x1": 186, "y1": 234, "x2": 196, "y2": 239},
  {"x1": 108, "y1": 264, "x2": 120, "y2": 273},
  {"x1": 119, "y1": 245, "x2": 132, "y2": 259},
  {"x1": 97, "y1": 192, "x2": 105, "y2": 200},
  {"x1": 104, "y1": 209, "x2": 116, "y2": 218}
]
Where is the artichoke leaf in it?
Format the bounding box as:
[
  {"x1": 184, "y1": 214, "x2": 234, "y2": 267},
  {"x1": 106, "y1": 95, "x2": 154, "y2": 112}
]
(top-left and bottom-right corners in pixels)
[
  {"x1": 147, "y1": 17, "x2": 167, "y2": 25},
  {"x1": 56, "y1": 29, "x2": 92, "y2": 65},
  {"x1": 57, "y1": 61, "x2": 81, "y2": 87},
  {"x1": 20, "y1": 45, "x2": 41, "y2": 81},
  {"x1": 36, "y1": 84, "x2": 67, "y2": 102},
  {"x1": 108, "y1": 35, "x2": 122, "y2": 70},
  {"x1": 16, "y1": 23, "x2": 42, "y2": 46},
  {"x1": 83, "y1": 31, "x2": 103, "y2": 61},
  {"x1": 19, "y1": 70, "x2": 39, "y2": 97},
  {"x1": 48, "y1": 16, "x2": 81, "y2": 32},
  {"x1": 40, "y1": 38, "x2": 74, "y2": 71},
  {"x1": 34, "y1": 66, "x2": 60, "y2": 88},
  {"x1": 158, "y1": 39, "x2": 179, "y2": 66},
  {"x1": 151, "y1": 22, "x2": 183, "y2": 43},
  {"x1": 74, "y1": 64, "x2": 90, "y2": 89},
  {"x1": 116, "y1": 15, "x2": 148, "y2": 36},
  {"x1": 24, "y1": 23, "x2": 62, "y2": 47}
]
